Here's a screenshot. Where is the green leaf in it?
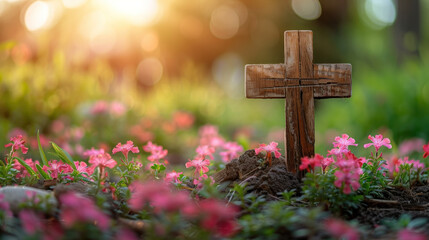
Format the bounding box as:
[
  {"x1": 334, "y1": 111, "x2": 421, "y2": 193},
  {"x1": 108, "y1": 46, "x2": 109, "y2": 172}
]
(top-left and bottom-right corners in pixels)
[
  {"x1": 51, "y1": 142, "x2": 77, "y2": 171},
  {"x1": 37, "y1": 130, "x2": 49, "y2": 166},
  {"x1": 13, "y1": 157, "x2": 37, "y2": 177},
  {"x1": 35, "y1": 164, "x2": 51, "y2": 180}
]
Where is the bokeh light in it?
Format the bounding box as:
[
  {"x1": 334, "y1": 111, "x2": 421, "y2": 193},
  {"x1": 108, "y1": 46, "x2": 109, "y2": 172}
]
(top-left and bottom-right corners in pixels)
[
  {"x1": 291, "y1": 0, "x2": 322, "y2": 21},
  {"x1": 78, "y1": 11, "x2": 116, "y2": 54},
  {"x1": 136, "y1": 58, "x2": 163, "y2": 86},
  {"x1": 141, "y1": 32, "x2": 159, "y2": 52},
  {"x1": 364, "y1": 0, "x2": 396, "y2": 29},
  {"x1": 212, "y1": 52, "x2": 244, "y2": 98},
  {"x1": 24, "y1": 1, "x2": 50, "y2": 31},
  {"x1": 95, "y1": 0, "x2": 159, "y2": 26},
  {"x1": 23, "y1": 0, "x2": 63, "y2": 32},
  {"x1": 210, "y1": 5, "x2": 240, "y2": 39}
]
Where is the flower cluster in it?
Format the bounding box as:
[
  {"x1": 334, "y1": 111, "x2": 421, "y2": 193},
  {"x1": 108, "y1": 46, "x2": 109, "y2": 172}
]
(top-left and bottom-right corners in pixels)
[
  {"x1": 90, "y1": 100, "x2": 127, "y2": 117},
  {"x1": 5, "y1": 134, "x2": 28, "y2": 155},
  {"x1": 324, "y1": 218, "x2": 360, "y2": 240},
  {"x1": 60, "y1": 192, "x2": 110, "y2": 230},
  {"x1": 199, "y1": 125, "x2": 225, "y2": 148},
  {"x1": 143, "y1": 141, "x2": 168, "y2": 164},
  {"x1": 220, "y1": 142, "x2": 243, "y2": 163},
  {"x1": 129, "y1": 181, "x2": 238, "y2": 237},
  {"x1": 165, "y1": 170, "x2": 183, "y2": 184},
  {"x1": 301, "y1": 134, "x2": 365, "y2": 194},
  {"x1": 334, "y1": 153, "x2": 364, "y2": 194}
]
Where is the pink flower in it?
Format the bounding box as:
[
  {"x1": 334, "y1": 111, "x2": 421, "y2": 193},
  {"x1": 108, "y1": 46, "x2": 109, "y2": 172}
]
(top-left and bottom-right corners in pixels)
[
  {"x1": 219, "y1": 142, "x2": 243, "y2": 163},
  {"x1": 143, "y1": 142, "x2": 168, "y2": 164},
  {"x1": 403, "y1": 159, "x2": 425, "y2": 171},
  {"x1": 193, "y1": 174, "x2": 215, "y2": 189},
  {"x1": 13, "y1": 158, "x2": 39, "y2": 178},
  {"x1": 327, "y1": 147, "x2": 347, "y2": 157},
  {"x1": 254, "y1": 141, "x2": 281, "y2": 158},
  {"x1": 129, "y1": 181, "x2": 193, "y2": 213},
  {"x1": 110, "y1": 101, "x2": 127, "y2": 117},
  {"x1": 334, "y1": 156, "x2": 363, "y2": 194},
  {"x1": 89, "y1": 152, "x2": 117, "y2": 169},
  {"x1": 83, "y1": 148, "x2": 105, "y2": 158},
  {"x1": 74, "y1": 161, "x2": 94, "y2": 176},
  {"x1": 299, "y1": 154, "x2": 322, "y2": 172},
  {"x1": 397, "y1": 229, "x2": 427, "y2": 240},
  {"x1": 321, "y1": 157, "x2": 334, "y2": 172},
  {"x1": 42, "y1": 160, "x2": 67, "y2": 179},
  {"x1": 19, "y1": 210, "x2": 42, "y2": 234},
  {"x1": 196, "y1": 145, "x2": 215, "y2": 160},
  {"x1": 173, "y1": 111, "x2": 194, "y2": 129},
  {"x1": 423, "y1": 142, "x2": 429, "y2": 158},
  {"x1": 5, "y1": 134, "x2": 28, "y2": 154},
  {"x1": 199, "y1": 125, "x2": 225, "y2": 148},
  {"x1": 324, "y1": 218, "x2": 359, "y2": 240},
  {"x1": 199, "y1": 199, "x2": 239, "y2": 237},
  {"x1": 60, "y1": 192, "x2": 110, "y2": 230},
  {"x1": 364, "y1": 134, "x2": 392, "y2": 152},
  {"x1": 385, "y1": 156, "x2": 403, "y2": 176},
  {"x1": 399, "y1": 138, "x2": 425, "y2": 156},
  {"x1": 90, "y1": 100, "x2": 109, "y2": 115},
  {"x1": 165, "y1": 171, "x2": 183, "y2": 184},
  {"x1": 333, "y1": 134, "x2": 358, "y2": 149},
  {"x1": 185, "y1": 157, "x2": 210, "y2": 177},
  {"x1": 112, "y1": 141, "x2": 139, "y2": 159}
]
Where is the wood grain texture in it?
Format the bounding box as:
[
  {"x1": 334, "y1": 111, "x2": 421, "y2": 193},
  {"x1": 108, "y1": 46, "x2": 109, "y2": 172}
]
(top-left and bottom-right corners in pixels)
[
  {"x1": 313, "y1": 64, "x2": 352, "y2": 98},
  {"x1": 285, "y1": 31, "x2": 299, "y2": 78},
  {"x1": 298, "y1": 31, "x2": 313, "y2": 78},
  {"x1": 245, "y1": 64, "x2": 285, "y2": 98},
  {"x1": 244, "y1": 30, "x2": 352, "y2": 179},
  {"x1": 285, "y1": 87, "x2": 315, "y2": 177}
]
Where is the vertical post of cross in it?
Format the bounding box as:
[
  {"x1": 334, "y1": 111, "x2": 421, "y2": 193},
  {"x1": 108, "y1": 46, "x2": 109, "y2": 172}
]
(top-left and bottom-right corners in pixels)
[{"x1": 284, "y1": 31, "x2": 315, "y2": 178}]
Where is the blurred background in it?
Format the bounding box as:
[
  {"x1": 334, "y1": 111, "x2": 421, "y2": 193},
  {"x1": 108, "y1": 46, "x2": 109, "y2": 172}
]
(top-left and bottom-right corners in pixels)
[{"x1": 0, "y1": 0, "x2": 428, "y2": 162}]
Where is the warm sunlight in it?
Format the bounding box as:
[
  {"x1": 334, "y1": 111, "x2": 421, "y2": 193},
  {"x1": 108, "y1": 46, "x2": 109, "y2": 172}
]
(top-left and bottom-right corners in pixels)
[{"x1": 95, "y1": 0, "x2": 160, "y2": 26}]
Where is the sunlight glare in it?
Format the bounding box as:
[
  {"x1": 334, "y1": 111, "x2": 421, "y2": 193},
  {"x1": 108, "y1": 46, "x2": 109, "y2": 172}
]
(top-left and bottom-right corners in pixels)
[
  {"x1": 24, "y1": 1, "x2": 50, "y2": 31},
  {"x1": 98, "y1": 0, "x2": 159, "y2": 26},
  {"x1": 79, "y1": 11, "x2": 116, "y2": 54}
]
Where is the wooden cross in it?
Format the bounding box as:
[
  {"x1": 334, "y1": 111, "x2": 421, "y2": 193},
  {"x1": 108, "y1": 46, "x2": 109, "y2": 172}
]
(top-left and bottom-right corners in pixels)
[{"x1": 245, "y1": 30, "x2": 352, "y2": 178}]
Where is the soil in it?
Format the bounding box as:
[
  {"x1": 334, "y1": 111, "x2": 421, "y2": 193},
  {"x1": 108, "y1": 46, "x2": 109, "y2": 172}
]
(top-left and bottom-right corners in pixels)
[
  {"x1": 214, "y1": 150, "x2": 429, "y2": 236},
  {"x1": 213, "y1": 150, "x2": 300, "y2": 199}
]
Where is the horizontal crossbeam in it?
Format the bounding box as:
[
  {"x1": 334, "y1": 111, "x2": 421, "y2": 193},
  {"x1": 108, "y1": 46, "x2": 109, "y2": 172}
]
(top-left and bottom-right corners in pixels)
[{"x1": 245, "y1": 63, "x2": 351, "y2": 99}]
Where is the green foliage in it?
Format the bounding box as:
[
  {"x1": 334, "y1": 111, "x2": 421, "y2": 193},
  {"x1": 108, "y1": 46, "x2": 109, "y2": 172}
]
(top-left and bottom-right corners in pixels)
[
  {"x1": 236, "y1": 204, "x2": 329, "y2": 240},
  {"x1": 0, "y1": 160, "x2": 18, "y2": 186},
  {"x1": 50, "y1": 142, "x2": 77, "y2": 171},
  {"x1": 301, "y1": 171, "x2": 363, "y2": 216},
  {"x1": 316, "y1": 60, "x2": 429, "y2": 150},
  {"x1": 37, "y1": 130, "x2": 48, "y2": 166}
]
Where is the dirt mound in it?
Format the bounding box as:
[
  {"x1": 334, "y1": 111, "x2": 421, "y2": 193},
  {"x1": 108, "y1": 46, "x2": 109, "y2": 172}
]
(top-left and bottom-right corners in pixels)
[
  {"x1": 358, "y1": 185, "x2": 429, "y2": 232},
  {"x1": 214, "y1": 150, "x2": 300, "y2": 198}
]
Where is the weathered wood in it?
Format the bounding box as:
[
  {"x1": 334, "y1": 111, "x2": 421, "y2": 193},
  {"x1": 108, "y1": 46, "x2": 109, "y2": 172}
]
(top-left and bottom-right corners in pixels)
[{"x1": 245, "y1": 30, "x2": 352, "y2": 178}]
